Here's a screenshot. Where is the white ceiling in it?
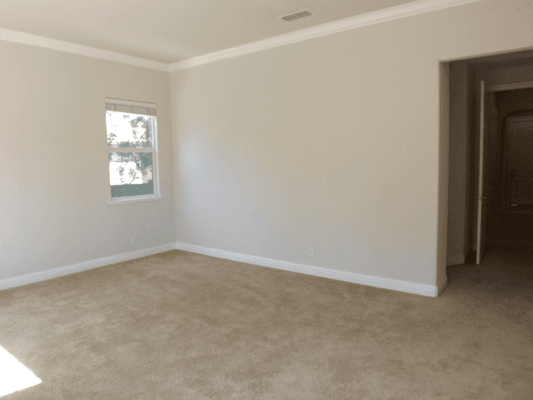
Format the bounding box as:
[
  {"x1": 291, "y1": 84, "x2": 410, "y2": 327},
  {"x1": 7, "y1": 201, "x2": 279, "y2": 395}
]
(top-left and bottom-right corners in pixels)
[{"x1": 0, "y1": 0, "x2": 417, "y2": 63}]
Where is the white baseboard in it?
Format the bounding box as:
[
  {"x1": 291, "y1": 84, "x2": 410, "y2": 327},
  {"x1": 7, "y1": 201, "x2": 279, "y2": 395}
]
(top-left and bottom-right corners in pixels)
[
  {"x1": 175, "y1": 242, "x2": 440, "y2": 297},
  {"x1": 1, "y1": 242, "x2": 443, "y2": 297},
  {"x1": 446, "y1": 254, "x2": 466, "y2": 266},
  {"x1": 0, "y1": 243, "x2": 176, "y2": 292}
]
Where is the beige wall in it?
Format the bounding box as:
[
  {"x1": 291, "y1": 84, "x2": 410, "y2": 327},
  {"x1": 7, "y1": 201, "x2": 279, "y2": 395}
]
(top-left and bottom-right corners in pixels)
[
  {"x1": 170, "y1": 0, "x2": 533, "y2": 288},
  {"x1": 2, "y1": 0, "x2": 530, "y2": 291},
  {"x1": 0, "y1": 41, "x2": 175, "y2": 281}
]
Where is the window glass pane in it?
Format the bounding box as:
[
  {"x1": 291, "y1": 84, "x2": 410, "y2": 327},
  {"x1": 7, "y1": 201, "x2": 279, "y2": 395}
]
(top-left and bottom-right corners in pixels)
[
  {"x1": 106, "y1": 111, "x2": 154, "y2": 148},
  {"x1": 109, "y1": 152, "x2": 154, "y2": 198}
]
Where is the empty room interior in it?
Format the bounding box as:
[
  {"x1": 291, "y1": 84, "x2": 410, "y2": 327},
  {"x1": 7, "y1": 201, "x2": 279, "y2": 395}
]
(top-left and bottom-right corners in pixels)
[{"x1": 1, "y1": 0, "x2": 532, "y2": 398}]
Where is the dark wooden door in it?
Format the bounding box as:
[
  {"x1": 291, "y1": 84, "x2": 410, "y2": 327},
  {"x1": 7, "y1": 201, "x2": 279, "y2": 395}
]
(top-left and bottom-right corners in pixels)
[{"x1": 508, "y1": 116, "x2": 533, "y2": 205}]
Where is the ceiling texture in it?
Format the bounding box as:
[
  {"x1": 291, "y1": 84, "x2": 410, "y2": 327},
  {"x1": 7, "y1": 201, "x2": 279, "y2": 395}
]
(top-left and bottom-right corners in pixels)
[{"x1": 0, "y1": 0, "x2": 417, "y2": 63}]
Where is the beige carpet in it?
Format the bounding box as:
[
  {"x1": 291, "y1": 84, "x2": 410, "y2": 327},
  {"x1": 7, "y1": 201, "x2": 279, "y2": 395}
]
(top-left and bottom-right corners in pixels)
[{"x1": 0, "y1": 247, "x2": 532, "y2": 399}]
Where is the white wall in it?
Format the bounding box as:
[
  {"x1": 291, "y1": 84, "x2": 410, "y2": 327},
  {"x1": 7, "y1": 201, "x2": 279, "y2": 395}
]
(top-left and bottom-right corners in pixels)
[
  {"x1": 170, "y1": 0, "x2": 533, "y2": 290},
  {"x1": 0, "y1": 41, "x2": 175, "y2": 282}
]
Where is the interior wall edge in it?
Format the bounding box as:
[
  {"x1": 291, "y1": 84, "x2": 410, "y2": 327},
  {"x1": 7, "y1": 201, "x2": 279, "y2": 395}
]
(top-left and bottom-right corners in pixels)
[
  {"x1": 437, "y1": 273, "x2": 449, "y2": 295},
  {"x1": 174, "y1": 242, "x2": 440, "y2": 297},
  {"x1": 438, "y1": 60, "x2": 451, "y2": 291}
]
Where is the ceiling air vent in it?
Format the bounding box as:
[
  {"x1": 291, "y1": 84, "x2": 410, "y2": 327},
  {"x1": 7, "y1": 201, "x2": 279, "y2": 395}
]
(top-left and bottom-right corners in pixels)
[{"x1": 279, "y1": 9, "x2": 313, "y2": 22}]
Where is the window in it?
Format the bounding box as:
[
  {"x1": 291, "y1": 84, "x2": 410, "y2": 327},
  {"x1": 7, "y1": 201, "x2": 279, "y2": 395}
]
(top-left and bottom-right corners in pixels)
[{"x1": 105, "y1": 98, "x2": 159, "y2": 203}]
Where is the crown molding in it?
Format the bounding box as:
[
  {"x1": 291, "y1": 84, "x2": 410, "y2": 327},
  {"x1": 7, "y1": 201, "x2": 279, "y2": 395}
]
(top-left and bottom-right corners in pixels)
[
  {"x1": 0, "y1": 27, "x2": 169, "y2": 72},
  {"x1": 0, "y1": 0, "x2": 481, "y2": 73},
  {"x1": 169, "y1": 0, "x2": 482, "y2": 72}
]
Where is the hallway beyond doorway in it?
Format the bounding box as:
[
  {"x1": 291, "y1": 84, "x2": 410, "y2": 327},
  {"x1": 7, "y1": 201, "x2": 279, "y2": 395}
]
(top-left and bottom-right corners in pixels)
[{"x1": 447, "y1": 239, "x2": 533, "y2": 302}]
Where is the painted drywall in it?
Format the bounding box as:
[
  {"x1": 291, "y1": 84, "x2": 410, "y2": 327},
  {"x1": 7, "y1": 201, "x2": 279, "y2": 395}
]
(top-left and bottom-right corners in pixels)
[
  {"x1": 0, "y1": 41, "x2": 175, "y2": 282},
  {"x1": 447, "y1": 61, "x2": 471, "y2": 265},
  {"x1": 170, "y1": 0, "x2": 533, "y2": 288}
]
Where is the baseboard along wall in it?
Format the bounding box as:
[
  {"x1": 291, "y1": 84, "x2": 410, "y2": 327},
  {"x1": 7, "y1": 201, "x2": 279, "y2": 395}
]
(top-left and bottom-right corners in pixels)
[
  {"x1": 0, "y1": 242, "x2": 445, "y2": 297},
  {"x1": 174, "y1": 242, "x2": 443, "y2": 297},
  {"x1": 0, "y1": 243, "x2": 176, "y2": 292}
]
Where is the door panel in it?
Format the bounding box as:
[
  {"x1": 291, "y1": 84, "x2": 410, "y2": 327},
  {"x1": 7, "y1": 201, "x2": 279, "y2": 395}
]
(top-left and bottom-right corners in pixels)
[{"x1": 508, "y1": 117, "x2": 533, "y2": 204}]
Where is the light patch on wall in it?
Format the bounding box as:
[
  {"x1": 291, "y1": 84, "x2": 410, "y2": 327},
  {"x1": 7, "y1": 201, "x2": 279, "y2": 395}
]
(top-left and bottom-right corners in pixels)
[
  {"x1": 0, "y1": 345, "x2": 41, "y2": 397},
  {"x1": 181, "y1": 125, "x2": 205, "y2": 173}
]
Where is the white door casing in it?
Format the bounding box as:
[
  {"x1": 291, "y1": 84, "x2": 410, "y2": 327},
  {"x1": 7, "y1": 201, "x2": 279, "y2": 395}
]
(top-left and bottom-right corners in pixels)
[{"x1": 476, "y1": 81, "x2": 490, "y2": 265}]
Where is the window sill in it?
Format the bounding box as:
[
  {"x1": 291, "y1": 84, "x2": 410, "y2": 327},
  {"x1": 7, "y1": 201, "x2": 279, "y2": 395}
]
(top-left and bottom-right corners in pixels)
[{"x1": 108, "y1": 196, "x2": 163, "y2": 205}]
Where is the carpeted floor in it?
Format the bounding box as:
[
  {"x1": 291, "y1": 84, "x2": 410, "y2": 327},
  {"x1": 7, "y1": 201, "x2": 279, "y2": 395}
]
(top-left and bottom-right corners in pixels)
[{"x1": 0, "y1": 247, "x2": 532, "y2": 399}]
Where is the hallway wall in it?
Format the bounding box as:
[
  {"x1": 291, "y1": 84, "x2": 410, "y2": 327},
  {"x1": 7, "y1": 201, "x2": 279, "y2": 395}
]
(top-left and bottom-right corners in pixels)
[{"x1": 447, "y1": 61, "x2": 474, "y2": 265}]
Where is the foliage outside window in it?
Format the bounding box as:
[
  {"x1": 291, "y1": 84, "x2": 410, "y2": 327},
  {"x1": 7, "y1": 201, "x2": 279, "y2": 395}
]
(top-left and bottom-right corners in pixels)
[{"x1": 105, "y1": 99, "x2": 159, "y2": 201}]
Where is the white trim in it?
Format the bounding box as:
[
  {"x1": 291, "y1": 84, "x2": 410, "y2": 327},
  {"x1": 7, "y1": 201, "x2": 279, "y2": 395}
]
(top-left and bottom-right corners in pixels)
[
  {"x1": 169, "y1": 0, "x2": 482, "y2": 72},
  {"x1": 108, "y1": 195, "x2": 163, "y2": 205},
  {"x1": 0, "y1": 243, "x2": 176, "y2": 292},
  {"x1": 0, "y1": 27, "x2": 168, "y2": 72},
  {"x1": 175, "y1": 242, "x2": 440, "y2": 297},
  {"x1": 476, "y1": 80, "x2": 486, "y2": 265},
  {"x1": 106, "y1": 105, "x2": 160, "y2": 204},
  {"x1": 105, "y1": 98, "x2": 157, "y2": 108},
  {"x1": 446, "y1": 254, "x2": 466, "y2": 266},
  {"x1": 0, "y1": 0, "x2": 480, "y2": 73},
  {"x1": 489, "y1": 80, "x2": 533, "y2": 92}
]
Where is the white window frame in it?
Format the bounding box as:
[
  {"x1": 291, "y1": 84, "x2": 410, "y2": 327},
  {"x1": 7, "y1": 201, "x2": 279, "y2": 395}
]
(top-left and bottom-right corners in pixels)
[{"x1": 105, "y1": 98, "x2": 161, "y2": 204}]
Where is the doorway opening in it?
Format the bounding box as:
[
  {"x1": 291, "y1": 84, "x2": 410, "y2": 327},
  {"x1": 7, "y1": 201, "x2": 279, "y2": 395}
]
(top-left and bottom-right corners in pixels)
[{"x1": 445, "y1": 49, "x2": 533, "y2": 292}]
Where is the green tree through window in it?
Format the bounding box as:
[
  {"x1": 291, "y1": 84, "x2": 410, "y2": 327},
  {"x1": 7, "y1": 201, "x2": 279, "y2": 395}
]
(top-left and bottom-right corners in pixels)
[{"x1": 105, "y1": 99, "x2": 158, "y2": 200}]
